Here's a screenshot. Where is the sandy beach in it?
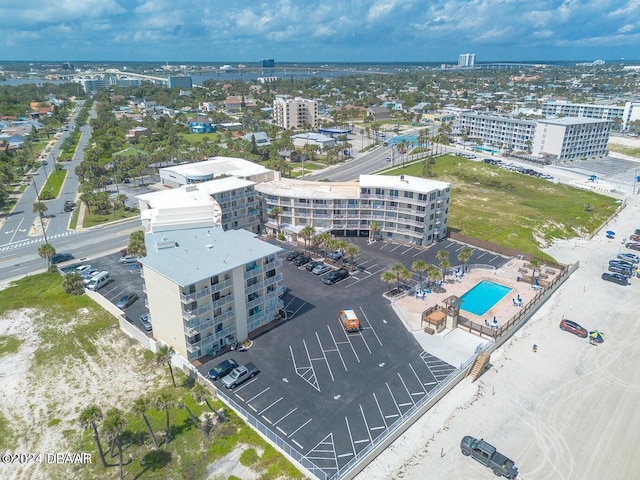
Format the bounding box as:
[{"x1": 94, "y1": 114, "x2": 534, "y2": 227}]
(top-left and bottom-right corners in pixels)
[{"x1": 356, "y1": 196, "x2": 640, "y2": 480}]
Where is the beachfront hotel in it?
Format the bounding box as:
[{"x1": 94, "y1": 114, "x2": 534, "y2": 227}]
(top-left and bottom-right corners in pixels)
[
  {"x1": 255, "y1": 175, "x2": 451, "y2": 246},
  {"x1": 531, "y1": 117, "x2": 611, "y2": 161},
  {"x1": 272, "y1": 95, "x2": 319, "y2": 129}
]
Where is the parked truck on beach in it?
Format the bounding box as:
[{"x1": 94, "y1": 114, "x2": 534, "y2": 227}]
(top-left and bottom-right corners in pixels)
[{"x1": 460, "y1": 436, "x2": 518, "y2": 478}]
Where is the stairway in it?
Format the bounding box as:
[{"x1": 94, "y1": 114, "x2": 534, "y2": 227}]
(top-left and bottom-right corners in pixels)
[{"x1": 467, "y1": 352, "x2": 490, "y2": 381}]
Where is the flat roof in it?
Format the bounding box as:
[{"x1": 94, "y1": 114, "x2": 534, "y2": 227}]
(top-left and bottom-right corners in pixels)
[
  {"x1": 359, "y1": 175, "x2": 451, "y2": 192},
  {"x1": 256, "y1": 178, "x2": 359, "y2": 199},
  {"x1": 160, "y1": 156, "x2": 274, "y2": 179},
  {"x1": 137, "y1": 177, "x2": 255, "y2": 209},
  {"x1": 537, "y1": 117, "x2": 612, "y2": 125},
  {"x1": 140, "y1": 227, "x2": 282, "y2": 286}
]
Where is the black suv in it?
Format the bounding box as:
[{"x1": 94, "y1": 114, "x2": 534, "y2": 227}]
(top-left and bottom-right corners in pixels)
[
  {"x1": 305, "y1": 260, "x2": 324, "y2": 271},
  {"x1": 608, "y1": 263, "x2": 633, "y2": 276},
  {"x1": 322, "y1": 268, "x2": 349, "y2": 285},
  {"x1": 285, "y1": 251, "x2": 301, "y2": 261},
  {"x1": 293, "y1": 255, "x2": 311, "y2": 266},
  {"x1": 601, "y1": 272, "x2": 629, "y2": 285},
  {"x1": 51, "y1": 253, "x2": 74, "y2": 264}
]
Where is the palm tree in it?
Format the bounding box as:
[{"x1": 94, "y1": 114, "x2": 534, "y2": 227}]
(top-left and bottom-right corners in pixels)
[
  {"x1": 155, "y1": 390, "x2": 174, "y2": 443},
  {"x1": 192, "y1": 383, "x2": 215, "y2": 412},
  {"x1": 380, "y1": 270, "x2": 396, "y2": 293},
  {"x1": 32, "y1": 201, "x2": 49, "y2": 244},
  {"x1": 103, "y1": 408, "x2": 128, "y2": 480},
  {"x1": 315, "y1": 232, "x2": 332, "y2": 257},
  {"x1": 116, "y1": 193, "x2": 128, "y2": 210},
  {"x1": 268, "y1": 206, "x2": 281, "y2": 233},
  {"x1": 530, "y1": 259, "x2": 542, "y2": 277},
  {"x1": 62, "y1": 271, "x2": 85, "y2": 295},
  {"x1": 127, "y1": 230, "x2": 147, "y2": 257},
  {"x1": 79, "y1": 405, "x2": 108, "y2": 468},
  {"x1": 178, "y1": 397, "x2": 209, "y2": 439},
  {"x1": 369, "y1": 221, "x2": 381, "y2": 242},
  {"x1": 436, "y1": 249, "x2": 450, "y2": 266},
  {"x1": 345, "y1": 243, "x2": 358, "y2": 266},
  {"x1": 299, "y1": 226, "x2": 315, "y2": 253},
  {"x1": 133, "y1": 396, "x2": 158, "y2": 449},
  {"x1": 457, "y1": 246, "x2": 473, "y2": 272},
  {"x1": 155, "y1": 345, "x2": 177, "y2": 388},
  {"x1": 38, "y1": 243, "x2": 56, "y2": 269},
  {"x1": 439, "y1": 259, "x2": 451, "y2": 283},
  {"x1": 391, "y1": 263, "x2": 411, "y2": 291},
  {"x1": 412, "y1": 260, "x2": 428, "y2": 289},
  {"x1": 426, "y1": 264, "x2": 440, "y2": 288},
  {"x1": 398, "y1": 266, "x2": 413, "y2": 290}
]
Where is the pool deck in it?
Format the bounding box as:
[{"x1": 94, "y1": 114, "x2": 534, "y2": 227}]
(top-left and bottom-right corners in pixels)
[{"x1": 392, "y1": 258, "x2": 560, "y2": 365}]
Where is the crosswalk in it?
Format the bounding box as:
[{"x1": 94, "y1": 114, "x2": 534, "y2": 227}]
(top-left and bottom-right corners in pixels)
[{"x1": 0, "y1": 231, "x2": 78, "y2": 251}]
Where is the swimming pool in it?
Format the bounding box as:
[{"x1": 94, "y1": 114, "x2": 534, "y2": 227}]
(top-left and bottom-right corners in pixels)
[
  {"x1": 389, "y1": 135, "x2": 418, "y2": 146},
  {"x1": 460, "y1": 280, "x2": 511, "y2": 316}
]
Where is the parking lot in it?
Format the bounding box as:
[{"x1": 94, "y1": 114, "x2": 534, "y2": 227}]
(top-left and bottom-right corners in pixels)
[
  {"x1": 200, "y1": 238, "x2": 510, "y2": 476},
  {"x1": 61, "y1": 251, "x2": 149, "y2": 334}
]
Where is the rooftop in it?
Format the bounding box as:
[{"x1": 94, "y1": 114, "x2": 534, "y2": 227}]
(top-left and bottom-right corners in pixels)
[
  {"x1": 255, "y1": 178, "x2": 359, "y2": 199},
  {"x1": 140, "y1": 227, "x2": 282, "y2": 286},
  {"x1": 160, "y1": 156, "x2": 274, "y2": 179},
  {"x1": 359, "y1": 175, "x2": 451, "y2": 193},
  {"x1": 537, "y1": 117, "x2": 612, "y2": 126}
]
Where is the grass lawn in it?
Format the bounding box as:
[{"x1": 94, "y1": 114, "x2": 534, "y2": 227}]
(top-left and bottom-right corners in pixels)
[
  {"x1": 0, "y1": 273, "x2": 304, "y2": 480},
  {"x1": 608, "y1": 144, "x2": 640, "y2": 158},
  {"x1": 179, "y1": 132, "x2": 221, "y2": 143},
  {"x1": 39, "y1": 169, "x2": 67, "y2": 200},
  {"x1": 82, "y1": 206, "x2": 140, "y2": 228},
  {"x1": 384, "y1": 155, "x2": 619, "y2": 261}
]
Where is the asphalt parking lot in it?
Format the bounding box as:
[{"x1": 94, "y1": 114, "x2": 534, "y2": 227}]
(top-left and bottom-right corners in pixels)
[
  {"x1": 199, "y1": 238, "x2": 510, "y2": 477},
  {"x1": 63, "y1": 252, "x2": 149, "y2": 334}
]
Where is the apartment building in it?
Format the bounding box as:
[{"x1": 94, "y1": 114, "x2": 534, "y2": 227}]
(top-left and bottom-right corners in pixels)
[
  {"x1": 139, "y1": 226, "x2": 284, "y2": 361},
  {"x1": 159, "y1": 156, "x2": 280, "y2": 188},
  {"x1": 532, "y1": 117, "x2": 611, "y2": 161},
  {"x1": 273, "y1": 96, "x2": 318, "y2": 129},
  {"x1": 136, "y1": 176, "x2": 261, "y2": 234},
  {"x1": 255, "y1": 175, "x2": 451, "y2": 246},
  {"x1": 458, "y1": 53, "x2": 476, "y2": 67},
  {"x1": 459, "y1": 112, "x2": 537, "y2": 151},
  {"x1": 542, "y1": 100, "x2": 640, "y2": 131}
]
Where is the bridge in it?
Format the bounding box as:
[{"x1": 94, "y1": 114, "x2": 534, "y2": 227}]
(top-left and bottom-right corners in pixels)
[{"x1": 65, "y1": 69, "x2": 168, "y2": 86}]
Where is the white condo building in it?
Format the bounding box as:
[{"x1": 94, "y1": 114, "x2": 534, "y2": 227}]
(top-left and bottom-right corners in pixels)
[
  {"x1": 532, "y1": 117, "x2": 611, "y2": 161},
  {"x1": 255, "y1": 175, "x2": 451, "y2": 246},
  {"x1": 541, "y1": 100, "x2": 640, "y2": 131},
  {"x1": 273, "y1": 96, "x2": 319, "y2": 129},
  {"x1": 458, "y1": 53, "x2": 476, "y2": 67},
  {"x1": 459, "y1": 112, "x2": 537, "y2": 151},
  {"x1": 139, "y1": 227, "x2": 284, "y2": 361}
]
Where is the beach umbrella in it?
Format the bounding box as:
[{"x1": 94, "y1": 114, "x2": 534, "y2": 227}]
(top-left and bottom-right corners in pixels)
[
  {"x1": 589, "y1": 330, "x2": 605, "y2": 343},
  {"x1": 606, "y1": 230, "x2": 615, "y2": 236}
]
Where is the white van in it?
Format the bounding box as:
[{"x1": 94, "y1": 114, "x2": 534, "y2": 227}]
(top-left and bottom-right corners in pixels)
[{"x1": 86, "y1": 271, "x2": 112, "y2": 291}]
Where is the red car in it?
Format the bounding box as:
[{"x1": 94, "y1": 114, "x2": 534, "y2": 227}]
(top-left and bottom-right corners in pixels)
[
  {"x1": 629, "y1": 234, "x2": 640, "y2": 242},
  {"x1": 559, "y1": 319, "x2": 588, "y2": 338}
]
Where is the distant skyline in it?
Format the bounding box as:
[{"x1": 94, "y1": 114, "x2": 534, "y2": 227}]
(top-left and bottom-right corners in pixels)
[{"x1": 2, "y1": 1, "x2": 639, "y2": 63}]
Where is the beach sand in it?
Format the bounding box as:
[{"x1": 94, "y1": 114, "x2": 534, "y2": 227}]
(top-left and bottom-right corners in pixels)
[{"x1": 356, "y1": 195, "x2": 640, "y2": 480}]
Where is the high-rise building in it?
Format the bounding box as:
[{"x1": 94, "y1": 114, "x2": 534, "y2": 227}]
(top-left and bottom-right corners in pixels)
[
  {"x1": 458, "y1": 53, "x2": 476, "y2": 67},
  {"x1": 168, "y1": 76, "x2": 193, "y2": 89},
  {"x1": 272, "y1": 96, "x2": 318, "y2": 129},
  {"x1": 261, "y1": 59, "x2": 275, "y2": 68}
]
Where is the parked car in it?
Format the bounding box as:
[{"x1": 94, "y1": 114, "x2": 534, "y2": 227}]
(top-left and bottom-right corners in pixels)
[
  {"x1": 601, "y1": 272, "x2": 629, "y2": 285},
  {"x1": 322, "y1": 268, "x2": 349, "y2": 285},
  {"x1": 313, "y1": 263, "x2": 332, "y2": 275},
  {"x1": 608, "y1": 264, "x2": 633, "y2": 276},
  {"x1": 293, "y1": 255, "x2": 311, "y2": 266},
  {"x1": 221, "y1": 363, "x2": 259, "y2": 389},
  {"x1": 617, "y1": 252, "x2": 640, "y2": 264},
  {"x1": 81, "y1": 268, "x2": 99, "y2": 279},
  {"x1": 629, "y1": 234, "x2": 640, "y2": 242},
  {"x1": 305, "y1": 260, "x2": 324, "y2": 272},
  {"x1": 51, "y1": 253, "x2": 74, "y2": 264},
  {"x1": 116, "y1": 292, "x2": 139, "y2": 309},
  {"x1": 119, "y1": 255, "x2": 139, "y2": 264},
  {"x1": 139, "y1": 313, "x2": 152, "y2": 332},
  {"x1": 75, "y1": 264, "x2": 92, "y2": 274},
  {"x1": 559, "y1": 319, "x2": 588, "y2": 338},
  {"x1": 207, "y1": 358, "x2": 239, "y2": 380},
  {"x1": 625, "y1": 242, "x2": 640, "y2": 251},
  {"x1": 285, "y1": 251, "x2": 301, "y2": 261},
  {"x1": 460, "y1": 436, "x2": 518, "y2": 479},
  {"x1": 330, "y1": 250, "x2": 343, "y2": 261}
]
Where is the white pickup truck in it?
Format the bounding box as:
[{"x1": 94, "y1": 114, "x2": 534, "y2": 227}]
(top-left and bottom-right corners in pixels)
[{"x1": 221, "y1": 363, "x2": 259, "y2": 389}]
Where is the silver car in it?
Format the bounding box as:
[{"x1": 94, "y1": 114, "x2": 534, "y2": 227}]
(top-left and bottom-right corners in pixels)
[
  {"x1": 617, "y1": 252, "x2": 639, "y2": 264},
  {"x1": 312, "y1": 263, "x2": 332, "y2": 275}
]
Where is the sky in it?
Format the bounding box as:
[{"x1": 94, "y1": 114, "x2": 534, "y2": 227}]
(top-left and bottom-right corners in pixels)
[{"x1": 1, "y1": 0, "x2": 639, "y2": 63}]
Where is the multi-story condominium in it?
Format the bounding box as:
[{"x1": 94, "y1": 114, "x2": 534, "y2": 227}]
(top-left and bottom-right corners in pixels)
[
  {"x1": 255, "y1": 175, "x2": 451, "y2": 246},
  {"x1": 459, "y1": 112, "x2": 537, "y2": 151},
  {"x1": 137, "y1": 177, "x2": 261, "y2": 234},
  {"x1": 273, "y1": 95, "x2": 318, "y2": 129},
  {"x1": 159, "y1": 156, "x2": 280, "y2": 188},
  {"x1": 139, "y1": 226, "x2": 284, "y2": 361},
  {"x1": 542, "y1": 100, "x2": 640, "y2": 131},
  {"x1": 532, "y1": 117, "x2": 611, "y2": 161},
  {"x1": 458, "y1": 53, "x2": 475, "y2": 67},
  {"x1": 541, "y1": 101, "x2": 624, "y2": 122},
  {"x1": 167, "y1": 76, "x2": 193, "y2": 89}
]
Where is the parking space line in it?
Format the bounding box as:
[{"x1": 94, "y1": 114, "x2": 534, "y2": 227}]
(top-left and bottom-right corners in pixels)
[
  {"x1": 443, "y1": 241, "x2": 456, "y2": 248},
  {"x1": 372, "y1": 392, "x2": 388, "y2": 428},
  {"x1": 292, "y1": 439, "x2": 304, "y2": 449},
  {"x1": 400, "y1": 246, "x2": 414, "y2": 255},
  {"x1": 478, "y1": 251, "x2": 487, "y2": 258},
  {"x1": 261, "y1": 415, "x2": 272, "y2": 424},
  {"x1": 289, "y1": 418, "x2": 312, "y2": 437},
  {"x1": 249, "y1": 404, "x2": 257, "y2": 412},
  {"x1": 290, "y1": 345, "x2": 320, "y2": 392},
  {"x1": 316, "y1": 331, "x2": 335, "y2": 381},
  {"x1": 370, "y1": 426, "x2": 385, "y2": 431},
  {"x1": 327, "y1": 325, "x2": 348, "y2": 372},
  {"x1": 232, "y1": 377, "x2": 258, "y2": 392},
  {"x1": 455, "y1": 244, "x2": 465, "y2": 252},
  {"x1": 359, "y1": 404, "x2": 373, "y2": 443},
  {"x1": 277, "y1": 426, "x2": 288, "y2": 435},
  {"x1": 390, "y1": 243, "x2": 404, "y2": 252},
  {"x1": 345, "y1": 417, "x2": 356, "y2": 456},
  {"x1": 397, "y1": 372, "x2": 415, "y2": 406},
  {"x1": 409, "y1": 363, "x2": 428, "y2": 394},
  {"x1": 337, "y1": 453, "x2": 354, "y2": 458},
  {"x1": 273, "y1": 407, "x2": 297, "y2": 426},
  {"x1": 379, "y1": 243, "x2": 390, "y2": 250},
  {"x1": 258, "y1": 397, "x2": 283, "y2": 415},
  {"x1": 354, "y1": 439, "x2": 369, "y2": 444},
  {"x1": 246, "y1": 387, "x2": 270, "y2": 404},
  {"x1": 353, "y1": 327, "x2": 372, "y2": 355},
  {"x1": 412, "y1": 249, "x2": 424, "y2": 257},
  {"x1": 358, "y1": 306, "x2": 383, "y2": 347},
  {"x1": 291, "y1": 300, "x2": 309, "y2": 319},
  {"x1": 386, "y1": 382, "x2": 403, "y2": 415},
  {"x1": 302, "y1": 340, "x2": 321, "y2": 391},
  {"x1": 341, "y1": 324, "x2": 361, "y2": 363}
]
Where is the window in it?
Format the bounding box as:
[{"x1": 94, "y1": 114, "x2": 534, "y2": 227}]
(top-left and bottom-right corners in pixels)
[{"x1": 404, "y1": 191, "x2": 414, "y2": 199}]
